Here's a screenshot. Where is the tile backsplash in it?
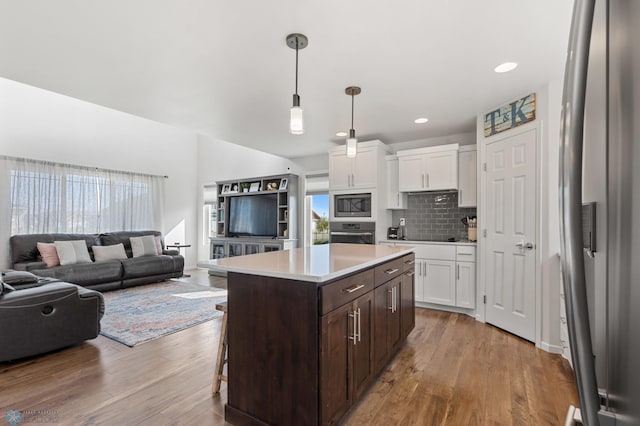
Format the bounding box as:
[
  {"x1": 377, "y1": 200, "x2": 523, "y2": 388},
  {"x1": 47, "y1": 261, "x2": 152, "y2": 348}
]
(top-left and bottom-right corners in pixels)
[{"x1": 391, "y1": 191, "x2": 477, "y2": 241}]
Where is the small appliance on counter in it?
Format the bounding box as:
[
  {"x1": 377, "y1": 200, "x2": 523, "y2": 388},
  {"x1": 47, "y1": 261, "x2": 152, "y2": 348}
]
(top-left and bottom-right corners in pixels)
[
  {"x1": 387, "y1": 227, "x2": 399, "y2": 240},
  {"x1": 398, "y1": 218, "x2": 407, "y2": 240}
]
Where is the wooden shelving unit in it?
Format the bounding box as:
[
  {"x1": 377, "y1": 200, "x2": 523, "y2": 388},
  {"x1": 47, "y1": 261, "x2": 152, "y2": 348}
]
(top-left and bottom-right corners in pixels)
[{"x1": 209, "y1": 174, "x2": 298, "y2": 262}]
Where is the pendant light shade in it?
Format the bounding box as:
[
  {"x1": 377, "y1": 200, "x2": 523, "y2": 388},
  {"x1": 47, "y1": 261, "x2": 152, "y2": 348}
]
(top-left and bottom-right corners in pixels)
[
  {"x1": 286, "y1": 34, "x2": 308, "y2": 135},
  {"x1": 345, "y1": 86, "x2": 361, "y2": 158}
]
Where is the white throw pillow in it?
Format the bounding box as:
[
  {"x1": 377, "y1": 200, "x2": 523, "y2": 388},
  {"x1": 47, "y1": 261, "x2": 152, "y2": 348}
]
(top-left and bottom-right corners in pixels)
[
  {"x1": 54, "y1": 240, "x2": 93, "y2": 265},
  {"x1": 130, "y1": 235, "x2": 159, "y2": 257},
  {"x1": 92, "y1": 243, "x2": 128, "y2": 262}
]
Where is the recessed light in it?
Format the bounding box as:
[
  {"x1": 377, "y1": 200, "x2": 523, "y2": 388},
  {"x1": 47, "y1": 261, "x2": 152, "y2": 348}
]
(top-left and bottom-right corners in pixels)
[
  {"x1": 336, "y1": 131, "x2": 347, "y2": 137},
  {"x1": 494, "y1": 62, "x2": 518, "y2": 73},
  {"x1": 414, "y1": 118, "x2": 429, "y2": 124}
]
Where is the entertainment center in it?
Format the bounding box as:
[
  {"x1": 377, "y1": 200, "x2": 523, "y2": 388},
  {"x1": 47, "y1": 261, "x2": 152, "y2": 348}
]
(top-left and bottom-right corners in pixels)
[{"x1": 208, "y1": 174, "x2": 298, "y2": 260}]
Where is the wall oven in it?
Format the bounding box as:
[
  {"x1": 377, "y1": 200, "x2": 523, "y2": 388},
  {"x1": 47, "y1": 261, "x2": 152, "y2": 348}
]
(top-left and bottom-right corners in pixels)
[
  {"x1": 329, "y1": 222, "x2": 375, "y2": 244},
  {"x1": 333, "y1": 193, "x2": 372, "y2": 218}
]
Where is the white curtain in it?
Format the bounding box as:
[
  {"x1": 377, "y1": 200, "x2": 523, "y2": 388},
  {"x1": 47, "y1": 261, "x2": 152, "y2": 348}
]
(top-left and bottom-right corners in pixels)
[{"x1": 0, "y1": 156, "x2": 165, "y2": 266}]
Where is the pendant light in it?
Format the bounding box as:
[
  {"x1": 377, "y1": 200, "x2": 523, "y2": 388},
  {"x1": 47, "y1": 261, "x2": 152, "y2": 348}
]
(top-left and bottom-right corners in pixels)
[
  {"x1": 286, "y1": 33, "x2": 308, "y2": 135},
  {"x1": 345, "y1": 86, "x2": 361, "y2": 157}
]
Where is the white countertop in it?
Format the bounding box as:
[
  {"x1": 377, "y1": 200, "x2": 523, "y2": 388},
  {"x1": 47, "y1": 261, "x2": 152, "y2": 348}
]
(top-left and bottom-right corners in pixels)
[
  {"x1": 378, "y1": 239, "x2": 477, "y2": 246},
  {"x1": 197, "y1": 243, "x2": 414, "y2": 283}
]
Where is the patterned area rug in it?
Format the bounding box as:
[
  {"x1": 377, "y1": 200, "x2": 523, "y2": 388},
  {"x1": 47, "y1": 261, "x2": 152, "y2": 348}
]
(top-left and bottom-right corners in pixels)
[{"x1": 100, "y1": 281, "x2": 227, "y2": 347}]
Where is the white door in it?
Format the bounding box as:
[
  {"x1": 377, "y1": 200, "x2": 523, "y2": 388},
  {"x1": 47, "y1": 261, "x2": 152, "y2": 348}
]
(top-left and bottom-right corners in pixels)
[{"x1": 485, "y1": 129, "x2": 537, "y2": 341}]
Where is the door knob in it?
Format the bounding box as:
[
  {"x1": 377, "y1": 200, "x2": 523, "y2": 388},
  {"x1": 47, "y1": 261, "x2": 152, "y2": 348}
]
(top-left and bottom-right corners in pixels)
[{"x1": 515, "y1": 241, "x2": 534, "y2": 250}]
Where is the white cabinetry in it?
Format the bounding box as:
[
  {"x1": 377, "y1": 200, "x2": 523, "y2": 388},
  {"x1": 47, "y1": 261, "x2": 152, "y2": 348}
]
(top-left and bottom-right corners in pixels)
[
  {"x1": 329, "y1": 145, "x2": 378, "y2": 190},
  {"x1": 458, "y1": 145, "x2": 477, "y2": 207},
  {"x1": 379, "y1": 242, "x2": 476, "y2": 310},
  {"x1": 397, "y1": 144, "x2": 459, "y2": 192},
  {"x1": 455, "y1": 246, "x2": 476, "y2": 308},
  {"x1": 385, "y1": 155, "x2": 408, "y2": 209}
]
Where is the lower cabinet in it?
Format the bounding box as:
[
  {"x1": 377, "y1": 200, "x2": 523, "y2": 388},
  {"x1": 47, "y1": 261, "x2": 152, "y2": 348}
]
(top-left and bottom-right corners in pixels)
[
  {"x1": 400, "y1": 260, "x2": 416, "y2": 337},
  {"x1": 373, "y1": 278, "x2": 401, "y2": 375},
  {"x1": 423, "y1": 259, "x2": 456, "y2": 306},
  {"x1": 456, "y1": 261, "x2": 476, "y2": 308},
  {"x1": 320, "y1": 292, "x2": 374, "y2": 425}
]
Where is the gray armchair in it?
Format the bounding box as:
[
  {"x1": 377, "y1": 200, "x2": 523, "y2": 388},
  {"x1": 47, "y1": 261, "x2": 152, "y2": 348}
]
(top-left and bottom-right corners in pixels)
[{"x1": 0, "y1": 279, "x2": 104, "y2": 362}]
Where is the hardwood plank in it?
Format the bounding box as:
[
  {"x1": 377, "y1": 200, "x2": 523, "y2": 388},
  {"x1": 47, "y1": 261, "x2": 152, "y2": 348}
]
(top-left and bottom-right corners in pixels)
[{"x1": 0, "y1": 272, "x2": 579, "y2": 425}]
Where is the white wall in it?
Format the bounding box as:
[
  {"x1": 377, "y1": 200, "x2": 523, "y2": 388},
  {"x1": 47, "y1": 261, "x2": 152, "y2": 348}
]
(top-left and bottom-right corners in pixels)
[{"x1": 0, "y1": 78, "x2": 199, "y2": 268}]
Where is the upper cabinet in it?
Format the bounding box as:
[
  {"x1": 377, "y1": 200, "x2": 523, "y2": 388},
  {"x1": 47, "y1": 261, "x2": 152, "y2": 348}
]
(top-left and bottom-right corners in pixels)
[
  {"x1": 329, "y1": 141, "x2": 388, "y2": 191},
  {"x1": 397, "y1": 144, "x2": 459, "y2": 192},
  {"x1": 458, "y1": 145, "x2": 477, "y2": 207},
  {"x1": 385, "y1": 155, "x2": 408, "y2": 209}
]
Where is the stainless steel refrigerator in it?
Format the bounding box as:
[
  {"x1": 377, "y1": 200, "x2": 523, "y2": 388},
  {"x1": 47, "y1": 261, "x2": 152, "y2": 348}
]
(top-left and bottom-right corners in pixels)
[{"x1": 560, "y1": 0, "x2": 640, "y2": 425}]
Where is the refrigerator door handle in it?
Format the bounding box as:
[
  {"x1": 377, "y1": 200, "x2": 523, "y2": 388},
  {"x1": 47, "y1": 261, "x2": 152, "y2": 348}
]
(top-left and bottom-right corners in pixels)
[{"x1": 559, "y1": 0, "x2": 600, "y2": 425}]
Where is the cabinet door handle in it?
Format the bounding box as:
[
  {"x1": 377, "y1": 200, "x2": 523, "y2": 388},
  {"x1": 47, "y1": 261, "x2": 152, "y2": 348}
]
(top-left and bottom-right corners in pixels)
[
  {"x1": 426, "y1": 173, "x2": 430, "y2": 188},
  {"x1": 357, "y1": 308, "x2": 361, "y2": 342},
  {"x1": 343, "y1": 284, "x2": 365, "y2": 294},
  {"x1": 387, "y1": 288, "x2": 394, "y2": 311},
  {"x1": 393, "y1": 286, "x2": 397, "y2": 313},
  {"x1": 457, "y1": 264, "x2": 460, "y2": 280},
  {"x1": 384, "y1": 268, "x2": 399, "y2": 275},
  {"x1": 349, "y1": 311, "x2": 357, "y2": 345},
  {"x1": 424, "y1": 262, "x2": 427, "y2": 276},
  {"x1": 397, "y1": 193, "x2": 400, "y2": 206},
  {"x1": 421, "y1": 174, "x2": 425, "y2": 188}
]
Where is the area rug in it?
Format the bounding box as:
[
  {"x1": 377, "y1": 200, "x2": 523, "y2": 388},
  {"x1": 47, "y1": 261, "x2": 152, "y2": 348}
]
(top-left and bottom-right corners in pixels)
[{"x1": 99, "y1": 281, "x2": 227, "y2": 347}]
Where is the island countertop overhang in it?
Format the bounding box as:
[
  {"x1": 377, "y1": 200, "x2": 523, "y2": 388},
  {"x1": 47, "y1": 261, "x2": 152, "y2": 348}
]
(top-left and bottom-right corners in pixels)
[{"x1": 197, "y1": 243, "x2": 414, "y2": 283}]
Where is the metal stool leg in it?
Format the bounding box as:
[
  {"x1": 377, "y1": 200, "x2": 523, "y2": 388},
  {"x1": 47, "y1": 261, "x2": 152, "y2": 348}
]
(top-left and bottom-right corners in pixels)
[{"x1": 212, "y1": 302, "x2": 228, "y2": 395}]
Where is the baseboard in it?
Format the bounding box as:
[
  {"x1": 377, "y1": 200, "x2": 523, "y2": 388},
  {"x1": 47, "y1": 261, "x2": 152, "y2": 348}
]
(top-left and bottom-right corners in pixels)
[{"x1": 540, "y1": 341, "x2": 564, "y2": 354}]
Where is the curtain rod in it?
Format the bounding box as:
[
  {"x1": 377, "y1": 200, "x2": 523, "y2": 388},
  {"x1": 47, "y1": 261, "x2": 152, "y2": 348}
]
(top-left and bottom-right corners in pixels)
[{"x1": 0, "y1": 155, "x2": 169, "y2": 179}]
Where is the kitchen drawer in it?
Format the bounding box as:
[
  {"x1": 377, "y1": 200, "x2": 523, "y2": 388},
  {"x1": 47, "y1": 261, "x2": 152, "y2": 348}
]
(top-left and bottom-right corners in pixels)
[
  {"x1": 320, "y1": 269, "x2": 374, "y2": 315},
  {"x1": 456, "y1": 245, "x2": 476, "y2": 262},
  {"x1": 412, "y1": 244, "x2": 456, "y2": 261},
  {"x1": 374, "y1": 257, "x2": 404, "y2": 287},
  {"x1": 402, "y1": 253, "x2": 416, "y2": 271}
]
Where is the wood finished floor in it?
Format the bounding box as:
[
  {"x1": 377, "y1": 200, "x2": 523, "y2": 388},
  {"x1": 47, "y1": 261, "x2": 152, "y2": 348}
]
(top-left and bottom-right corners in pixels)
[{"x1": 0, "y1": 270, "x2": 578, "y2": 425}]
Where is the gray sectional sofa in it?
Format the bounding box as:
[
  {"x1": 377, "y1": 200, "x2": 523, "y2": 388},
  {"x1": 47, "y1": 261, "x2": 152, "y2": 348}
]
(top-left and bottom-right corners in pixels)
[{"x1": 9, "y1": 231, "x2": 184, "y2": 292}]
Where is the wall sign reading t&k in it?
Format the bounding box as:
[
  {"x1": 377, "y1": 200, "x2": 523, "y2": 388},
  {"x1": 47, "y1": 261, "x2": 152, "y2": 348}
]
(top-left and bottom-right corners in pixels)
[{"x1": 484, "y1": 93, "x2": 536, "y2": 137}]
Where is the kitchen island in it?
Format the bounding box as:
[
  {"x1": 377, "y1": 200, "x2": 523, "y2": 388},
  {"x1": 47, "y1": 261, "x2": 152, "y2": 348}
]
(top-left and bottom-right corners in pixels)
[{"x1": 202, "y1": 243, "x2": 415, "y2": 426}]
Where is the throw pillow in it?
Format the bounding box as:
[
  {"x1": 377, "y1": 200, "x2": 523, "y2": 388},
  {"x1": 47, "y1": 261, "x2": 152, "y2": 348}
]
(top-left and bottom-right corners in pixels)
[
  {"x1": 1, "y1": 270, "x2": 39, "y2": 285},
  {"x1": 92, "y1": 243, "x2": 128, "y2": 262},
  {"x1": 154, "y1": 236, "x2": 163, "y2": 255},
  {"x1": 37, "y1": 242, "x2": 61, "y2": 268},
  {"x1": 130, "y1": 235, "x2": 159, "y2": 257},
  {"x1": 54, "y1": 240, "x2": 93, "y2": 265}
]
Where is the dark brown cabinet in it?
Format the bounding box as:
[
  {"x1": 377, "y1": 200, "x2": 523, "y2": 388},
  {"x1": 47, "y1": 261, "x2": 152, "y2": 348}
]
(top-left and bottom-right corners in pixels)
[
  {"x1": 320, "y1": 292, "x2": 373, "y2": 425},
  {"x1": 225, "y1": 253, "x2": 414, "y2": 426},
  {"x1": 401, "y1": 254, "x2": 416, "y2": 338},
  {"x1": 373, "y1": 277, "x2": 402, "y2": 375}
]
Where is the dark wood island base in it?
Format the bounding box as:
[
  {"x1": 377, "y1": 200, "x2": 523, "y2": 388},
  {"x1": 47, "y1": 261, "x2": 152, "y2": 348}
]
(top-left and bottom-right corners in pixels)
[{"x1": 222, "y1": 249, "x2": 415, "y2": 426}]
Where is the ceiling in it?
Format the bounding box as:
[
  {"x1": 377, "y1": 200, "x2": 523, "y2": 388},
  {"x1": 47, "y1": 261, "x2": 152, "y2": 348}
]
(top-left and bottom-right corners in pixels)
[{"x1": 0, "y1": 0, "x2": 574, "y2": 159}]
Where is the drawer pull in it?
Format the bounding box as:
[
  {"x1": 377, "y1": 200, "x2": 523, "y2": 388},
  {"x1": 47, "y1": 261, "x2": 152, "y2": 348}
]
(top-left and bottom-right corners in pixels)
[
  {"x1": 384, "y1": 268, "x2": 399, "y2": 275},
  {"x1": 404, "y1": 260, "x2": 415, "y2": 265},
  {"x1": 458, "y1": 253, "x2": 473, "y2": 256},
  {"x1": 404, "y1": 270, "x2": 415, "y2": 277},
  {"x1": 343, "y1": 284, "x2": 365, "y2": 294}
]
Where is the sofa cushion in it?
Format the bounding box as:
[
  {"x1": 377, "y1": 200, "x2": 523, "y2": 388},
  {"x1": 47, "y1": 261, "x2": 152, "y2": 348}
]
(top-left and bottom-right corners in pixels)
[
  {"x1": 55, "y1": 240, "x2": 93, "y2": 265},
  {"x1": 92, "y1": 243, "x2": 128, "y2": 262},
  {"x1": 121, "y1": 255, "x2": 175, "y2": 279},
  {"x1": 10, "y1": 233, "x2": 101, "y2": 265},
  {"x1": 32, "y1": 261, "x2": 122, "y2": 286},
  {"x1": 130, "y1": 235, "x2": 159, "y2": 257},
  {"x1": 1, "y1": 270, "x2": 39, "y2": 286},
  {"x1": 37, "y1": 242, "x2": 61, "y2": 267},
  {"x1": 99, "y1": 231, "x2": 162, "y2": 258}
]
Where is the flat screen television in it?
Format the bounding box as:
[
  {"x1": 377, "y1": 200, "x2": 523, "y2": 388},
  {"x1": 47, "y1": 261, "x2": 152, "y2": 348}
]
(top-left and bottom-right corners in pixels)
[{"x1": 228, "y1": 194, "x2": 278, "y2": 237}]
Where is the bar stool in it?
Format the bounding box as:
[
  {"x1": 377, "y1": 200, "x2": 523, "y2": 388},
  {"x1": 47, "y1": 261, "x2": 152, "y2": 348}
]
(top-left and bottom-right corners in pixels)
[{"x1": 212, "y1": 301, "x2": 228, "y2": 395}]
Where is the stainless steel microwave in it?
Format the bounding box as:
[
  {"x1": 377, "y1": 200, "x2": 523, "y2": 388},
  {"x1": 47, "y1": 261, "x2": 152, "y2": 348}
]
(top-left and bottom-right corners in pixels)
[{"x1": 334, "y1": 193, "x2": 372, "y2": 218}]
